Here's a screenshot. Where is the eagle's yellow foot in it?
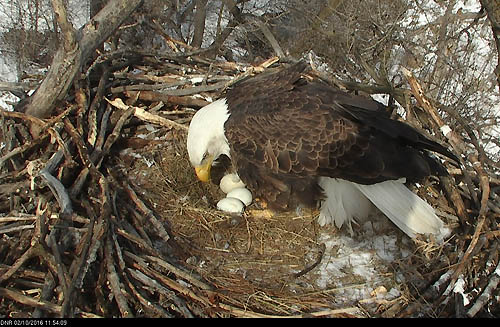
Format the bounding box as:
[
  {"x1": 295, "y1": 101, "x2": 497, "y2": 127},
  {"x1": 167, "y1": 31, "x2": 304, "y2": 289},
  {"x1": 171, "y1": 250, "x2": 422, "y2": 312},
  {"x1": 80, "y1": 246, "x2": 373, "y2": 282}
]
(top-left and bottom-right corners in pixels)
[
  {"x1": 247, "y1": 208, "x2": 275, "y2": 219},
  {"x1": 254, "y1": 197, "x2": 268, "y2": 209},
  {"x1": 247, "y1": 198, "x2": 275, "y2": 219}
]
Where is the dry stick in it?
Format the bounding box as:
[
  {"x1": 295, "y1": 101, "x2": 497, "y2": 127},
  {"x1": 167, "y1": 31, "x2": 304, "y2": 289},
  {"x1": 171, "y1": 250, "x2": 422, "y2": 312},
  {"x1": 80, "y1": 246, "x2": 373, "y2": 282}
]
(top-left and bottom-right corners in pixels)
[
  {"x1": 123, "y1": 90, "x2": 210, "y2": 108},
  {"x1": 63, "y1": 117, "x2": 111, "y2": 185},
  {"x1": 115, "y1": 228, "x2": 162, "y2": 258},
  {"x1": 96, "y1": 106, "x2": 113, "y2": 152},
  {"x1": 5, "y1": 124, "x2": 23, "y2": 171},
  {"x1": 127, "y1": 267, "x2": 194, "y2": 318},
  {"x1": 126, "y1": 205, "x2": 154, "y2": 247},
  {"x1": 0, "y1": 214, "x2": 37, "y2": 223},
  {"x1": 440, "y1": 216, "x2": 487, "y2": 305},
  {"x1": 105, "y1": 234, "x2": 134, "y2": 318},
  {"x1": 31, "y1": 198, "x2": 57, "y2": 319},
  {"x1": 118, "y1": 264, "x2": 173, "y2": 318},
  {"x1": 0, "y1": 133, "x2": 50, "y2": 168},
  {"x1": 144, "y1": 255, "x2": 212, "y2": 291},
  {"x1": 0, "y1": 110, "x2": 46, "y2": 126},
  {"x1": 123, "y1": 181, "x2": 171, "y2": 243},
  {"x1": 293, "y1": 243, "x2": 326, "y2": 278},
  {"x1": 439, "y1": 104, "x2": 497, "y2": 169},
  {"x1": 69, "y1": 104, "x2": 129, "y2": 198},
  {"x1": 126, "y1": 275, "x2": 175, "y2": 318},
  {"x1": 110, "y1": 223, "x2": 126, "y2": 271},
  {"x1": 0, "y1": 243, "x2": 44, "y2": 283},
  {"x1": 66, "y1": 179, "x2": 110, "y2": 307},
  {"x1": 0, "y1": 104, "x2": 76, "y2": 167},
  {"x1": 106, "y1": 97, "x2": 187, "y2": 131},
  {"x1": 0, "y1": 288, "x2": 101, "y2": 318},
  {"x1": 46, "y1": 127, "x2": 76, "y2": 168},
  {"x1": 46, "y1": 232, "x2": 71, "y2": 301},
  {"x1": 61, "y1": 119, "x2": 116, "y2": 317},
  {"x1": 468, "y1": 154, "x2": 491, "y2": 216},
  {"x1": 0, "y1": 224, "x2": 33, "y2": 234},
  {"x1": 0, "y1": 263, "x2": 46, "y2": 280},
  {"x1": 402, "y1": 67, "x2": 470, "y2": 226},
  {"x1": 216, "y1": 303, "x2": 360, "y2": 318},
  {"x1": 439, "y1": 175, "x2": 469, "y2": 227},
  {"x1": 125, "y1": 252, "x2": 206, "y2": 314},
  {"x1": 402, "y1": 67, "x2": 465, "y2": 153},
  {"x1": 36, "y1": 147, "x2": 76, "y2": 316},
  {"x1": 32, "y1": 275, "x2": 57, "y2": 318},
  {"x1": 110, "y1": 80, "x2": 189, "y2": 93},
  {"x1": 88, "y1": 67, "x2": 110, "y2": 147},
  {"x1": 0, "y1": 198, "x2": 46, "y2": 283},
  {"x1": 0, "y1": 287, "x2": 64, "y2": 315},
  {"x1": 39, "y1": 169, "x2": 73, "y2": 215},
  {"x1": 250, "y1": 16, "x2": 285, "y2": 58},
  {"x1": 467, "y1": 248, "x2": 500, "y2": 317}
]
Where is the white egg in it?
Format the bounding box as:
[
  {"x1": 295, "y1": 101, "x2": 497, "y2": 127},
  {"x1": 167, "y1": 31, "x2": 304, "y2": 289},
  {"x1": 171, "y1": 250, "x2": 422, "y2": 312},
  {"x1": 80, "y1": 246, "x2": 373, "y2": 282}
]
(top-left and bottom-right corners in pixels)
[
  {"x1": 216, "y1": 197, "x2": 245, "y2": 214},
  {"x1": 226, "y1": 187, "x2": 253, "y2": 206},
  {"x1": 219, "y1": 173, "x2": 246, "y2": 194}
]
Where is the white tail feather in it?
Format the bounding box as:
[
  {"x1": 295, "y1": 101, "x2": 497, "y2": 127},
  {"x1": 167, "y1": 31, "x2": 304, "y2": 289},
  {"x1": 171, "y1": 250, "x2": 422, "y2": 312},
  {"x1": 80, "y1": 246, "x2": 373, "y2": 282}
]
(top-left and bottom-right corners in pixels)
[
  {"x1": 353, "y1": 179, "x2": 444, "y2": 239},
  {"x1": 318, "y1": 177, "x2": 446, "y2": 239},
  {"x1": 318, "y1": 178, "x2": 374, "y2": 233}
]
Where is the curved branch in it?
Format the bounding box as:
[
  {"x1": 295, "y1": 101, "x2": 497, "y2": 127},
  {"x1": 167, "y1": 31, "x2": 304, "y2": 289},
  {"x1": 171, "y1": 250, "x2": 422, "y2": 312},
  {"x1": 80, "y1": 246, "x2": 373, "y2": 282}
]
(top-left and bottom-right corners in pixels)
[
  {"x1": 479, "y1": 0, "x2": 500, "y2": 91},
  {"x1": 24, "y1": 0, "x2": 143, "y2": 119}
]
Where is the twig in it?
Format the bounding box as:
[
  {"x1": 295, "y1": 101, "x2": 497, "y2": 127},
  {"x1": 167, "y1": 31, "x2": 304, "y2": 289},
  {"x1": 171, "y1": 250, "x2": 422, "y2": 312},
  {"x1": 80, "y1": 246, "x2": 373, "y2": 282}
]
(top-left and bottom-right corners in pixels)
[
  {"x1": 469, "y1": 154, "x2": 491, "y2": 216},
  {"x1": 216, "y1": 302, "x2": 360, "y2": 318},
  {"x1": 125, "y1": 252, "x2": 211, "y2": 307},
  {"x1": 0, "y1": 287, "x2": 101, "y2": 318},
  {"x1": 39, "y1": 170, "x2": 73, "y2": 215},
  {"x1": 0, "y1": 214, "x2": 36, "y2": 223},
  {"x1": 123, "y1": 181, "x2": 171, "y2": 243},
  {"x1": 467, "y1": 254, "x2": 500, "y2": 317},
  {"x1": 87, "y1": 66, "x2": 109, "y2": 147},
  {"x1": 115, "y1": 228, "x2": 162, "y2": 257},
  {"x1": 106, "y1": 97, "x2": 187, "y2": 131},
  {"x1": 401, "y1": 67, "x2": 465, "y2": 154},
  {"x1": 439, "y1": 215, "x2": 487, "y2": 309},
  {"x1": 0, "y1": 224, "x2": 34, "y2": 234},
  {"x1": 127, "y1": 268, "x2": 194, "y2": 318},
  {"x1": 0, "y1": 198, "x2": 48, "y2": 283},
  {"x1": 294, "y1": 243, "x2": 326, "y2": 278},
  {"x1": 105, "y1": 234, "x2": 134, "y2": 317},
  {"x1": 250, "y1": 16, "x2": 285, "y2": 58},
  {"x1": 123, "y1": 90, "x2": 210, "y2": 108},
  {"x1": 144, "y1": 254, "x2": 212, "y2": 290}
]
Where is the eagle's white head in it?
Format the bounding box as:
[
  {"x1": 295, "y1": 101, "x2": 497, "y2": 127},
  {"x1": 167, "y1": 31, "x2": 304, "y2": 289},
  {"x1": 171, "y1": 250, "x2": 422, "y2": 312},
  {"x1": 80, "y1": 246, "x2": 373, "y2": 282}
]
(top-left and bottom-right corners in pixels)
[{"x1": 187, "y1": 99, "x2": 231, "y2": 182}]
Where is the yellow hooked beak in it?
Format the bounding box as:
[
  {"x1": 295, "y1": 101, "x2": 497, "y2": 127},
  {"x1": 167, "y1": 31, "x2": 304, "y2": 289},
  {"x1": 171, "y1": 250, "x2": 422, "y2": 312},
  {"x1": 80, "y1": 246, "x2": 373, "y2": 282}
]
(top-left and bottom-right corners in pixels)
[{"x1": 194, "y1": 154, "x2": 214, "y2": 183}]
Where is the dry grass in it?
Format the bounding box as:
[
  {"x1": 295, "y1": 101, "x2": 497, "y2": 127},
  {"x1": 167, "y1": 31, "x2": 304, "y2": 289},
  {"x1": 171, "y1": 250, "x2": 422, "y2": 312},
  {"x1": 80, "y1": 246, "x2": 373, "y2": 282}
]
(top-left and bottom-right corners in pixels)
[{"x1": 114, "y1": 123, "x2": 454, "y2": 317}]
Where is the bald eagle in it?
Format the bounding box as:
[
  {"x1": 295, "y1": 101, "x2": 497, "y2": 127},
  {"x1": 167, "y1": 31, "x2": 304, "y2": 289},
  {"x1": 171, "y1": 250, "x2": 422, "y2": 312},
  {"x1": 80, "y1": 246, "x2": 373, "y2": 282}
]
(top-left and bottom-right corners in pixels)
[{"x1": 187, "y1": 62, "x2": 457, "y2": 239}]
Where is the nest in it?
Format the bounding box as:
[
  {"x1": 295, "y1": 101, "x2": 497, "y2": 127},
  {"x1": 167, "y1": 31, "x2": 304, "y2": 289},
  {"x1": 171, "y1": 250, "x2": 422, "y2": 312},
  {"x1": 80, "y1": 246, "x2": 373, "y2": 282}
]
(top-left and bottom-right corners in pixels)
[{"x1": 0, "y1": 52, "x2": 499, "y2": 318}]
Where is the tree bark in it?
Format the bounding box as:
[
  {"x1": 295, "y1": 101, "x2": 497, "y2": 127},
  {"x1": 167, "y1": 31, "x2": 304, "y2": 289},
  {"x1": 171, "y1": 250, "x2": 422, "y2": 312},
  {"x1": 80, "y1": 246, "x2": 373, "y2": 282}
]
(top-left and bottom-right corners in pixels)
[
  {"x1": 24, "y1": 0, "x2": 143, "y2": 119},
  {"x1": 191, "y1": 0, "x2": 208, "y2": 48},
  {"x1": 480, "y1": 0, "x2": 500, "y2": 91}
]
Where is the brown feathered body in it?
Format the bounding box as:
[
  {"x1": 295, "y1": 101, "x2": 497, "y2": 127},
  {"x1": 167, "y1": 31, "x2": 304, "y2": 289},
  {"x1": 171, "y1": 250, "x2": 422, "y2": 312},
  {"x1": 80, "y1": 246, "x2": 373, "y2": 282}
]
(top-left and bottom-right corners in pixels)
[{"x1": 223, "y1": 62, "x2": 455, "y2": 212}]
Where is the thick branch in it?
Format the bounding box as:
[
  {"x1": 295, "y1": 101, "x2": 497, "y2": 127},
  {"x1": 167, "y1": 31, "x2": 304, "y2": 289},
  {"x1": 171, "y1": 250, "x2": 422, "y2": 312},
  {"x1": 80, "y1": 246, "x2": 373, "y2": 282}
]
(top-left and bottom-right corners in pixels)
[
  {"x1": 191, "y1": 0, "x2": 208, "y2": 48},
  {"x1": 480, "y1": 0, "x2": 500, "y2": 91},
  {"x1": 24, "y1": 0, "x2": 143, "y2": 119}
]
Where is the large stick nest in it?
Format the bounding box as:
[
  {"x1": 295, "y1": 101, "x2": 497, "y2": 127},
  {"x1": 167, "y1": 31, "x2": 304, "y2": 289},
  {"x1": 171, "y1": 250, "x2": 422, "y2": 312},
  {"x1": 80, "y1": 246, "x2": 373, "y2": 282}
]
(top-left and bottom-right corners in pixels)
[{"x1": 0, "y1": 52, "x2": 498, "y2": 318}]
